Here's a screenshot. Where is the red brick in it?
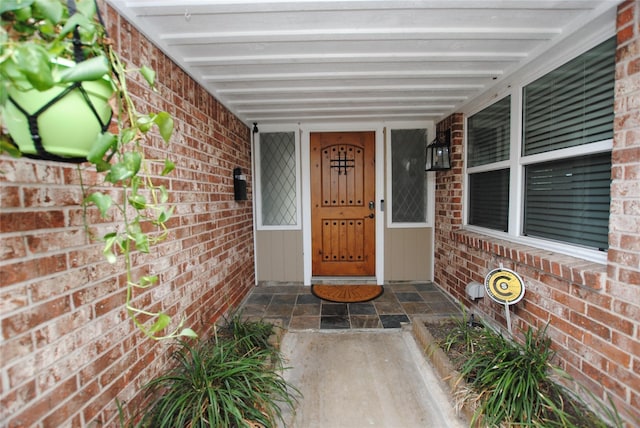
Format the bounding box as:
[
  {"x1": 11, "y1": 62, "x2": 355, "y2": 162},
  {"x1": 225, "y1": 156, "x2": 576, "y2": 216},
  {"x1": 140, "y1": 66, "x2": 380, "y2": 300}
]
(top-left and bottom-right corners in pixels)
[
  {"x1": 618, "y1": 4, "x2": 635, "y2": 29},
  {"x1": 2, "y1": 296, "x2": 72, "y2": 337},
  {"x1": 8, "y1": 376, "x2": 77, "y2": 427},
  {"x1": 0, "y1": 185, "x2": 21, "y2": 207},
  {"x1": 549, "y1": 314, "x2": 586, "y2": 342},
  {"x1": 570, "y1": 310, "x2": 611, "y2": 340},
  {"x1": 613, "y1": 299, "x2": 640, "y2": 320},
  {"x1": 0, "y1": 332, "x2": 33, "y2": 365},
  {"x1": 0, "y1": 380, "x2": 37, "y2": 424},
  {"x1": 587, "y1": 305, "x2": 634, "y2": 336},
  {"x1": 613, "y1": 332, "x2": 640, "y2": 368},
  {"x1": 581, "y1": 360, "x2": 627, "y2": 398},
  {"x1": 94, "y1": 290, "x2": 127, "y2": 318},
  {"x1": 584, "y1": 333, "x2": 632, "y2": 367},
  {"x1": 0, "y1": 255, "x2": 68, "y2": 286},
  {"x1": 618, "y1": 24, "x2": 635, "y2": 45},
  {"x1": 620, "y1": 267, "x2": 640, "y2": 285},
  {"x1": 0, "y1": 236, "x2": 27, "y2": 261},
  {"x1": 552, "y1": 289, "x2": 586, "y2": 313},
  {"x1": 570, "y1": 285, "x2": 612, "y2": 309}
]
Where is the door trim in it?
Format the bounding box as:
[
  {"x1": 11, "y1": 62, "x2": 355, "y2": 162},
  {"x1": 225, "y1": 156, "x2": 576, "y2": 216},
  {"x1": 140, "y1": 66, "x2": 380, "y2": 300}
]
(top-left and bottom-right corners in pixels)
[{"x1": 301, "y1": 124, "x2": 385, "y2": 286}]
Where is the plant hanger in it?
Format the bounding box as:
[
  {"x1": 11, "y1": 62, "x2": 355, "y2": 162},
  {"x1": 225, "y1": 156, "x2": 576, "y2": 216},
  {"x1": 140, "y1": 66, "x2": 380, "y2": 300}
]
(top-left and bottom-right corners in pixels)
[{"x1": 6, "y1": 0, "x2": 112, "y2": 163}]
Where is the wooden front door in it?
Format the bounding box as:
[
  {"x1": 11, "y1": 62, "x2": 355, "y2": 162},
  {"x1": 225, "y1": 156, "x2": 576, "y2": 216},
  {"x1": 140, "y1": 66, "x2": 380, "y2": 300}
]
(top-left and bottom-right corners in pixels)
[{"x1": 311, "y1": 131, "x2": 376, "y2": 276}]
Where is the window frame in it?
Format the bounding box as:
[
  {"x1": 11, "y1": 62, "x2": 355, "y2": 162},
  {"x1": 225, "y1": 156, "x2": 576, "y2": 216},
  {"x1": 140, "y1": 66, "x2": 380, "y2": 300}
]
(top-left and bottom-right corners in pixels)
[
  {"x1": 255, "y1": 127, "x2": 302, "y2": 231},
  {"x1": 385, "y1": 124, "x2": 436, "y2": 229},
  {"x1": 463, "y1": 33, "x2": 614, "y2": 264},
  {"x1": 466, "y1": 94, "x2": 512, "y2": 232}
]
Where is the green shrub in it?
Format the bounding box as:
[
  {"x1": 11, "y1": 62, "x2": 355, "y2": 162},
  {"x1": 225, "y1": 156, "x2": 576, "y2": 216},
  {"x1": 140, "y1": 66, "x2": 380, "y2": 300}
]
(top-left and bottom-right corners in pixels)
[
  {"x1": 443, "y1": 310, "x2": 486, "y2": 355},
  {"x1": 138, "y1": 317, "x2": 299, "y2": 428},
  {"x1": 217, "y1": 312, "x2": 279, "y2": 362},
  {"x1": 457, "y1": 323, "x2": 622, "y2": 427}
]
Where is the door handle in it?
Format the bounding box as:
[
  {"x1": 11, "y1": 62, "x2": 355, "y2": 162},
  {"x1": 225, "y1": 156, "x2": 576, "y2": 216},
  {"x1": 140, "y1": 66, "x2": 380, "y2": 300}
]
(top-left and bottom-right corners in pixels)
[{"x1": 366, "y1": 213, "x2": 375, "y2": 219}]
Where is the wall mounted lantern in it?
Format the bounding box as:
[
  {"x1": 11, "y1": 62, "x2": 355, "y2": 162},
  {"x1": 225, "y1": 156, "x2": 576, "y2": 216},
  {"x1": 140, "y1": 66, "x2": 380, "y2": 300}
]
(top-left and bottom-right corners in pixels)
[{"x1": 425, "y1": 129, "x2": 452, "y2": 171}]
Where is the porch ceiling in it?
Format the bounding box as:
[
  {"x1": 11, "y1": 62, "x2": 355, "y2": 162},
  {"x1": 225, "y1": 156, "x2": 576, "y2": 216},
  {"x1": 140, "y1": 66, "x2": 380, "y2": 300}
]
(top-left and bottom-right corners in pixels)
[{"x1": 107, "y1": 0, "x2": 618, "y2": 126}]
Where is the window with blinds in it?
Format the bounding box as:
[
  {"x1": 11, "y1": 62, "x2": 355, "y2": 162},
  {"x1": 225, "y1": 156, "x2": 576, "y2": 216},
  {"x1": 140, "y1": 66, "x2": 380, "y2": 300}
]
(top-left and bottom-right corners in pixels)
[
  {"x1": 524, "y1": 153, "x2": 611, "y2": 250},
  {"x1": 469, "y1": 169, "x2": 510, "y2": 231},
  {"x1": 467, "y1": 96, "x2": 511, "y2": 231},
  {"x1": 523, "y1": 37, "x2": 615, "y2": 155},
  {"x1": 521, "y1": 37, "x2": 615, "y2": 250},
  {"x1": 468, "y1": 96, "x2": 511, "y2": 167},
  {"x1": 465, "y1": 36, "x2": 614, "y2": 254}
]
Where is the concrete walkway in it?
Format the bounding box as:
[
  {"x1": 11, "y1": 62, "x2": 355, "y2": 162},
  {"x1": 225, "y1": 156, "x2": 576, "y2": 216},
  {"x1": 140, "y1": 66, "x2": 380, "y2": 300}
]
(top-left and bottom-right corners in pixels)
[{"x1": 278, "y1": 328, "x2": 466, "y2": 428}]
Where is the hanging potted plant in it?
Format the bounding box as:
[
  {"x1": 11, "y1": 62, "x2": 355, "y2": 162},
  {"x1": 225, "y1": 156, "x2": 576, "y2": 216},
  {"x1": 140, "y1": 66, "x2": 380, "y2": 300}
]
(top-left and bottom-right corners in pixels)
[
  {"x1": 1, "y1": 0, "x2": 196, "y2": 340},
  {"x1": 1, "y1": 0, "x2": 115, "y2": 161}
]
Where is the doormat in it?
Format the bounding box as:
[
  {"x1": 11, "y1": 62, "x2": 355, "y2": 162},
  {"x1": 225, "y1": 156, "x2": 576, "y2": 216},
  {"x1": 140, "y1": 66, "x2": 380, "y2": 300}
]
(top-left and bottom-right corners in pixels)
[{"x1": 311, "y1": 284, "x2": 384, "y2": 303}]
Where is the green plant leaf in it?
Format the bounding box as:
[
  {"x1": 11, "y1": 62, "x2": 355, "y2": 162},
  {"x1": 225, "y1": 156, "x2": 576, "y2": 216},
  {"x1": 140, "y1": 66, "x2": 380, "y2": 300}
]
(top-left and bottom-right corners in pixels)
[
  {"x1": 149, "y1": 313, "x2": 171, "y2": 334},
  {"x1": 107, "y1": 152, "x2": 141, "y2": 183},
  {"x1": 58, "y1": 56, "x2": 110, "y2": 83},
  {"x1": 102, "y1": 233, "x2": 118, "y2": 263},
  {"x1": 120, "y1": 127, "x2": 137, "y2": 144},
  {"x1": 106, "y1": 162, "x2": 130, "y2": 183},
  {"x1": 154, "y1": 112, "x2": 174, "y2": 143},
  {"x1": 85, "y1": 192, "x2": 113, "y2": 218},
  {"x1": 140, "y1": 275, "x2": 158, "y2": 287},
  {"x1": 93, "y1": 159, "x2": 111, "y2": 173},
  {"x1": 123, "y1": 151, "x2": 142, "y2": 175},
  {"x1": 37, "y1": 21, "x2": 56, "y2": 37},
  {"x1": 33, "y1": 0, "x2": 63, "y2": 24},
  {"x1": 87, "y1": 132, "x2": 117, "y2": 164},
  {"x1": 161, "y1": 159, "x2": 175, "y2": 176},
  {"x1": 15, "y1": 44, "x2": 54, "y2": 90},
  {"x1": 0, "y1": 0, "x2": 35, "y2": 14},
  {"x1": 128, "y1": 193, "x2": 146, "y2": 210},
  {"x1": 179, "y1": 328, "x2": 198, "y2": 338},
  {"x1": 155, "y1": 210, "x2": 171, "y2": 224},
  {"x1": 59, "y1": 11, "x2": 95, "y2": 38},
  {"x1": 140, "y1": 65, "x2": 156, "y2": 87},
  {"x1": 1, "y1": 138, "x2": 22, "y2": 158},
  {"x1": 13, "y1": 6, "x2": 32, "y2": 21},
  {"x1": 74, "y1": 0, "x2": 96, "y2": 20},
  {"x1": 134, "y1": 232, "x2": 150, "y2": 253},
  {"x1": 136, "y1": 115, "x2": 154, "y2": 133},
  {"x1": 157, "y1": 185, "x2": 169, "y2": 204}
]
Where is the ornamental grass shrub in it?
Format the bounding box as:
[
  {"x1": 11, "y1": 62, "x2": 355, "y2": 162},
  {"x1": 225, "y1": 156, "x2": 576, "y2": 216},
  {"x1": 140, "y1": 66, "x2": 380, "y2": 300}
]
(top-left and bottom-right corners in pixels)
[
  {"x1": 135, "y1": 315, "x2": 299, "y2": 428},
  {"x1": 445, "y1": 316, "x2": 623, "y2": 428}
]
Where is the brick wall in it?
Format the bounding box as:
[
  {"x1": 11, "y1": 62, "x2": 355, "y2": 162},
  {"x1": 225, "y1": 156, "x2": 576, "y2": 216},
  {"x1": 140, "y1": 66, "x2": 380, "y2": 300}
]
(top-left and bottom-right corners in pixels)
[
  {"x1": 0, "y1": 2, "x2": 254, "y2": 426},
  {"x1": 433, "y1": 2, "x2": 640, "y2": 424}
]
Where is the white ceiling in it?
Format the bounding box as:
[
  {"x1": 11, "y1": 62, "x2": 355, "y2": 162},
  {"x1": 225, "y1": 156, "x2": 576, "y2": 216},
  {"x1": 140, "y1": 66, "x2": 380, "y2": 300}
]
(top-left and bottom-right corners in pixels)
[{"x1": 107, "y1": 0, "x2": 619, "y2": 126}]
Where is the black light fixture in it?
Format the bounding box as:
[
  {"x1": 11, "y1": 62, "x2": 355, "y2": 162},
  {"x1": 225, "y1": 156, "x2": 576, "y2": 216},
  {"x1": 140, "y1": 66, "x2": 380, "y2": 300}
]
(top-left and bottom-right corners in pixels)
[{"x1": 425, "y1": 129, "x2": 452, "y2": 171}]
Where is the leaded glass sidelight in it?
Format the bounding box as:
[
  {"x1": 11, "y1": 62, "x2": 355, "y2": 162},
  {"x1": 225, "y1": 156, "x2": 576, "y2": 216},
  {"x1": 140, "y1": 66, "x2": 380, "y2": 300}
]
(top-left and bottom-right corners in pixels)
[
  {"x1": 390, "y1": 129, "x2": 428, "y2": 223},
  {"x1": 259, "y1": 132, "x2": 298, "y2": 226}
]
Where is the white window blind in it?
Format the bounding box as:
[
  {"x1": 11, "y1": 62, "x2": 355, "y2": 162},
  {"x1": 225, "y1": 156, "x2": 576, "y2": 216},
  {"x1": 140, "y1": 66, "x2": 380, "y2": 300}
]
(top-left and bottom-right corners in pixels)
[
  {"x1": 524, "y1": 153, "x2": 611, "y2": 250},
  {"x1": 467, "y1": 95, "x2": 511, "y2": 232},
  {"x1": 521, "y1": 37, "x2": 615, "y2": 250},
  {"x1": 523, "y1": 37, "x2": 615, "y2": 156},
  {"x1": 468, "y1": 169, "x2": 510, "y2": 232},
  {"x1": 468, "y1": 96, "x2": 511, "y2": 167}
]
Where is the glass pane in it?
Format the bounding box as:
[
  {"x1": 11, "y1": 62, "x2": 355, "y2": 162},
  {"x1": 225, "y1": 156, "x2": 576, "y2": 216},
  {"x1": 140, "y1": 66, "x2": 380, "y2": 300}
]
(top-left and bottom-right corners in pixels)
[
  {"x1": 260, "y1": 132, "x2": 297, "y2": 226},
  {"x1": 468, "y1": 169, "x2": 509, "y2": 231},
  {"x1": 524, "y1": 153, "x2": 611, "y2": 250},
  {"x1": 523, "y1": 37, "x2": 615, "y2": 155},
  {"x1": 468, "y1": 96, "x2": 511, "y2": 167},
  {"x1": 391, "y1": 129, "x2": 427, "y2": 223}
]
